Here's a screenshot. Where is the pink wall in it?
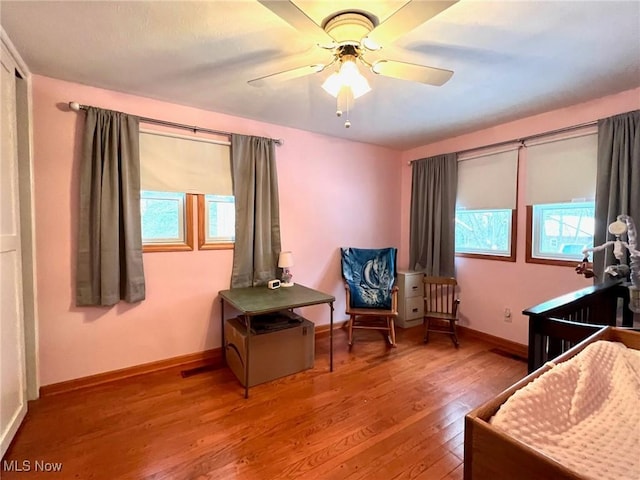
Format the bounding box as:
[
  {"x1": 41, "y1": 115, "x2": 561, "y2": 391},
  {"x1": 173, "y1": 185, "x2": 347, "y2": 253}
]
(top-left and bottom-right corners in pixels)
[
  {"x1": 32, "y1": 74, "x2": 639, "y2": 385},
  {"x1": 32, "y1": 75, "x2": 401, "y2": 386},
  {"x1": 398, "y1": 88, "x2": 640, "y2": 345}
]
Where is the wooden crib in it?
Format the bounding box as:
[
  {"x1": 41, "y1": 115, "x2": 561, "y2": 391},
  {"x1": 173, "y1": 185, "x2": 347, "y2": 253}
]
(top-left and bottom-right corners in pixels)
[
  {"x1": 524, "y1": 280, "x2": 632, "y2": 373},
  {"x1": 464, "y1": 280, "x2": 638, "y2": 480}
]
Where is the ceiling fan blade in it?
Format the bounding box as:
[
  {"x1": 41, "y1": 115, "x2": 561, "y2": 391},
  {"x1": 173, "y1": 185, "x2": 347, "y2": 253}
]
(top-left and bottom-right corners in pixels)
[
  {"x1": 365, "y1": 1, "x2": 458, "y2": 49},
  {"x1": 248, "y1": 64, "x2": 326, "y2": 87},
  {"x1": 371, "y1": 60, "x2": 453, "y2": 86},
  {"x1": 258, "y1": 1, "x2": 335, "y2": 46}
]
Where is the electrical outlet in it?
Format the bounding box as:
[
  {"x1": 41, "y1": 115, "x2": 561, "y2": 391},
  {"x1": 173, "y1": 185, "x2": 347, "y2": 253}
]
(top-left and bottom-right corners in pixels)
[{"x1": 504, "y1": 307, "x2": 512, "y2": 323}]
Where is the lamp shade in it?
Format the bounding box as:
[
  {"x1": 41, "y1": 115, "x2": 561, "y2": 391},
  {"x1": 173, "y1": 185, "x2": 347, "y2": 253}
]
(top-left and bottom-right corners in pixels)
[
  {"x1": 350, "y1": 75, "x2": 371, "y2": 99},
  {"x1": 321, "y1": 72, "x2": 342, "y2": 97},
  {"x1": 278, "y1": 251, "x2": 294, "y2": 268},
  {"x1": 321, "y1": 58, "x2": 371, "y2": 99}
]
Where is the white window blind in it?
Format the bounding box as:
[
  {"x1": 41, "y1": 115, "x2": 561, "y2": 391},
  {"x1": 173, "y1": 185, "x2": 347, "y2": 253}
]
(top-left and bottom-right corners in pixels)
[
  {"x1": 139, "y1": 131, "x2": 232, "y2": 195},
  {"x1": 524, "y1": 128, "x2": 597, "y2": 205},
  {"x1": 456, "y1": 147, "x2": 519, "y2": 210}
]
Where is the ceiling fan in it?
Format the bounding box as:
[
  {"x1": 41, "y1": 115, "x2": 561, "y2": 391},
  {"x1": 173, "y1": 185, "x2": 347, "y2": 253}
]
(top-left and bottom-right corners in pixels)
[{"x1": 249, "y1": 0, "x2": 458, "y2": 127}]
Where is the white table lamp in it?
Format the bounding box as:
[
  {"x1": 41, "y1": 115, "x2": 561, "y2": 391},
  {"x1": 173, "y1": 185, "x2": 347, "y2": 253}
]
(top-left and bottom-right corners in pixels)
[{"x1": 278, "y1": 251, "x2": 294, "y2": 287}]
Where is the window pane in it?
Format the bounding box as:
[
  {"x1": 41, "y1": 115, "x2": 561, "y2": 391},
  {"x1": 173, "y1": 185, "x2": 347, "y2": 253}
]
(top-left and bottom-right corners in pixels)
[
  {"x1": 455, "y1": 209, "x2": 512, "y2": 256},
  {"x1": 533, "y1": 202, "x2": 594, "y2": 260},
  {"x1": 141, "y1": 191, "x2": 185, "y2": 243},
  {"x1": 205, "y1": 195, "x2": 235, "y2": 242}
]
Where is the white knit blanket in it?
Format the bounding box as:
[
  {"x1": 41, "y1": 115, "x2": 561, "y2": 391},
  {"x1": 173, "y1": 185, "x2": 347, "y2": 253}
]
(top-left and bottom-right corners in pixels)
[{"x1": 490, "y1": 340, "x2": 640, "y2": 480}]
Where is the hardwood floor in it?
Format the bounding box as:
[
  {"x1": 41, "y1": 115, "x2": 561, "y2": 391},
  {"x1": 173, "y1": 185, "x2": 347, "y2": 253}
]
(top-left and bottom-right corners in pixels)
[{"x1": 2, "y1": 326, "x2": 526, "y2": 480}]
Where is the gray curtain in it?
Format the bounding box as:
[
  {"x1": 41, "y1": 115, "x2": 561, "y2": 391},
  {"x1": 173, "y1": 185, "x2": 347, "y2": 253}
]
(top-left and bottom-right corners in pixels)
[
  {"x1": 76, "y1": 107, "x2": 145, "y2": 306},
  {"x1": 593, "y1": 110, "x2": 640, "y2": 280},
  {"x1": 409, "y1": 153, "x2": 458, "y2": 276},
  {"x1": 230, "y1": 134, "x2": 281, "y2": 288}
]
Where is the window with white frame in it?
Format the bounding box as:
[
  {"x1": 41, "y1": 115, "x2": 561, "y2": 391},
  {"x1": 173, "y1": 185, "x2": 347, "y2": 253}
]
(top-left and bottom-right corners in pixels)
[
  {"x1": 524, "y1": 128, "x2": 597, "y2": 264},
  {"x1": 141, "y1": 191, "x2": 188, "y2": 244},
  {"x1": 139, "y1": 131, "x2": 233, "y2": 252},
  {"x1": 197, "y1": 194, "x2": 235, "y2": 249},
  {"x1": 455, "y1": 146, "x2": 519, "y2": 260},
  {"x1": 531, "y1": 202, "x2": 595, "y2": 260}
]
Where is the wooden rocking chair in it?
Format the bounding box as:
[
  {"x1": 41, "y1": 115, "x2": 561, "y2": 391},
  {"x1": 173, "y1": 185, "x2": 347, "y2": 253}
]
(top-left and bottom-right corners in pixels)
[
  {"x1": 423, "y1": 276, "x2": 460, "y2": 348},
  {"x1": 341, "y1": 247, "x2": 399, "y2": 348}
]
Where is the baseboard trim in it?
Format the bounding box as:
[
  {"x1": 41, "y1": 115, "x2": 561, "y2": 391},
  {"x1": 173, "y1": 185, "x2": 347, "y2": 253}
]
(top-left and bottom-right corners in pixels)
[
  {"x1": 40, "y1": 348, "x2": 223, "y2": 397},
  {"x1": 39, "y1": 323, "x2": 349, "y2": 397},
  {"x1": 458, "y1": 326, "x2": 528, "y2": 359},
  {"x1": 39, "y1": 324, "x2": 525, "y2": 396},
  {"x1": 314, "y1": 320, "x2": 348, "y2": 337}
]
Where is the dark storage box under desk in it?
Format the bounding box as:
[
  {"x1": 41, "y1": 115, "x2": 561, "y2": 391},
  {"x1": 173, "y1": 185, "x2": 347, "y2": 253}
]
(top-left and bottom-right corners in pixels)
[{"x1": 224, "y1": 312, "x2": 315, "y2": 387}]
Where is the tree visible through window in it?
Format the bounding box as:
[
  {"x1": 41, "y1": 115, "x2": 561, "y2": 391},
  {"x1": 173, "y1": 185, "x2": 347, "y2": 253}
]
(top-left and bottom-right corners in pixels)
[
  {"x1": 455, "y1": 209, "x2": 513, "y2": 256},
  {"x1": 141, "y1": 190, "x2": 194, "y2": 251},
  {"x1": 141, "y1": 191, "x2": 185, "y2": 243},
  {"x1": 197, "y1": 195, "x2": 235, "y2": 249},
  {"x1": 206, "y1": 195, "x2": 235, "y2": 241},
  {"x1": 532, "y1": 202, "x2": 594, "y2": 261},
  {"x1": 455, "y1": 147, "x2": 519, "y2": 261},
  {"x1": 139, "y1": 130, "x2": 234, "y2": 252}
]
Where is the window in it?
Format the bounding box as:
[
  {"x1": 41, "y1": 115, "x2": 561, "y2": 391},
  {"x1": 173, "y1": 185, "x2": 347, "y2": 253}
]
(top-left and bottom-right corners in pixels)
[
  {"x1": 530, "y1": 202, "x2": 595, "y2": 262},
  {"x1": 139, "y1": 130, "x2": 233, "y2": 252},
  {"x1": 455, "y1": 209, "x2": 515, "y2": 257},
  {"x1": 455, "y1": 146, "x2": 519, "y2": 261},
  {"x1": 141, "y1": 191, "x2": 194, "y2": 251},
  {"x1": 525, "y1": 127, "x2": 597, "y2": 265},
  {"x1": 198, "y1": 194, "x2": 235, "y2": 249}
]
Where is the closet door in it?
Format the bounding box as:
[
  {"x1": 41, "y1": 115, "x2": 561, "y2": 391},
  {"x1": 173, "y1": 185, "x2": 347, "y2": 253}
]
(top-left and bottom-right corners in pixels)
[{"x1": 0, "y1": 44, "x2": 27, "y2": 457}]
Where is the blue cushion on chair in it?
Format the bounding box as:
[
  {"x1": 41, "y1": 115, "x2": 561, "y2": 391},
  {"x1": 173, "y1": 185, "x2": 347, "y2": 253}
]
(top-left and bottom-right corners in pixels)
[{"x1": 341, "y1": 247, "x2": 397, "y2": 309}]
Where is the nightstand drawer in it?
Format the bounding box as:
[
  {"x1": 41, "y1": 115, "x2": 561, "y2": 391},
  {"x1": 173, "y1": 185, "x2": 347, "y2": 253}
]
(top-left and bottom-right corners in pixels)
[
  {"x1": 404, "y1": 296, "x2": 424, "y2": 320},
  {"x1": 404, "y1": 274, "x2": 423, "y2": 298}
]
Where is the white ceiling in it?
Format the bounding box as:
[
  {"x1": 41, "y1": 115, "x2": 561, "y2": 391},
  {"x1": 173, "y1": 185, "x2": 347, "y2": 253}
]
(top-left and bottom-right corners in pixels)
[{"x1": 1, "y1": 1, "x2": 639, "y2": 150}]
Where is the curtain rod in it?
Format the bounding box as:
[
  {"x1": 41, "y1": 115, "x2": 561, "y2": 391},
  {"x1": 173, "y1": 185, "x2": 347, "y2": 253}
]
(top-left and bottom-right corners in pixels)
[
  {"x1": 408, "y1": 120, "x2": 597, "y2": 165},
  {"x1": 68, "y1": 102, "x2": 283, "y2": 146}
]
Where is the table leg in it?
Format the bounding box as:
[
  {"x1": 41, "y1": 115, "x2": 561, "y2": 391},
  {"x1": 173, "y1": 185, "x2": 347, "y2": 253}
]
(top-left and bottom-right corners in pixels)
[
  {"x1": 245, "y1": 315, "x2": 251, "y2": 399},
  {"x1": 330, "y1": 302, "x2": 334, "y2": 372},
  {"x1": 220, "y1": 298, "x2": 226, "y2": 365}
]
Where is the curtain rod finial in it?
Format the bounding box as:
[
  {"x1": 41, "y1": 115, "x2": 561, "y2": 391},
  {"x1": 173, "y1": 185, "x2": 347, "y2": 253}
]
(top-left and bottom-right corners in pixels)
[{"x1": 69, "y1": 101, "x2": 80, "y2": 112}]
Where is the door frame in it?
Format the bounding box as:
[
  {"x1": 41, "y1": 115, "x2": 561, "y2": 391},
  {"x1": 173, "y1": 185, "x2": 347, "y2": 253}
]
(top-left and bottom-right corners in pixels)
[{"x1": 2, "y1": 27, "x2": 39, "y2": 401}]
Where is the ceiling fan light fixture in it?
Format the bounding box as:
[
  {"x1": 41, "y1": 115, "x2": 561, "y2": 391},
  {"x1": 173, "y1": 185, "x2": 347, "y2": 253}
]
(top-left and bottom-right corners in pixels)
[
  {"x1": 322, "y1": 56, "x2": 371, "y2": 99},
  {"x1": 338, "y1": 59, "x2": 371, "y2": 98},
  {"x1": 347, "y1": 72, "x2": 371, "y2": 99},
  {"x1": 321, "y1": 72, "x2": 342, "y2": 97},
  {"x1": 253, "y1": 0, "x2": 459, "y2": 129}
]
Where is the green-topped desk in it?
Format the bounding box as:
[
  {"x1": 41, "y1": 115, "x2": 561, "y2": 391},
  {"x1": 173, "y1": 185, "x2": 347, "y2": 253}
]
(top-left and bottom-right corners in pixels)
[{"x1": 219, "y1": 283, "x2": 335, "y2": 398}]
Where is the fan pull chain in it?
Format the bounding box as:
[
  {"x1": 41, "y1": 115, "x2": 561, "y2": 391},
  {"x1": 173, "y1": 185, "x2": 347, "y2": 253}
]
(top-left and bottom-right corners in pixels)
[
  {"x1": 344, "y1": 92, "x2": 351, "y2": 128},
  {"x1": 336, "y1": 86, "x2": 353, "y2": 128}
]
